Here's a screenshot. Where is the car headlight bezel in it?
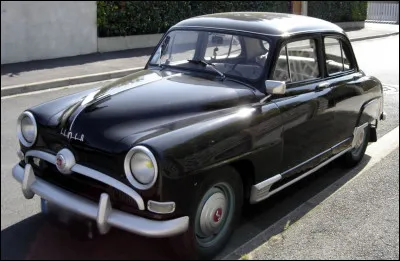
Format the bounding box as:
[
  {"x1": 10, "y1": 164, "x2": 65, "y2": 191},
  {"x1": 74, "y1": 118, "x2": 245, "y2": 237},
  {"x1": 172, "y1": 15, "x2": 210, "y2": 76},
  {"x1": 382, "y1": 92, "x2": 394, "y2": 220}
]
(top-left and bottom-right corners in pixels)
[
  {"x1": 17, "y1": 111, "x2": 37, "y2": 147},
  {"x1": 124, "y1": 145, "x2": 158, "y2": 190}
]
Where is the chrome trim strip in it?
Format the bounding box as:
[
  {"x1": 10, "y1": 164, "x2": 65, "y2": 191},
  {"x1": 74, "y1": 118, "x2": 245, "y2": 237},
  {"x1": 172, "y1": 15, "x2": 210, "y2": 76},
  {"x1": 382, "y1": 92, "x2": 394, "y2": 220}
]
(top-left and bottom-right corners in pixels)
[
  {"x1": 12, "y1": 164, "x2": 188, "y2": 237},
  {"x1": 250, "y1": 135, "x2": 359, "y2": 204},
  {"x1": 250, "y1": 174, "x2": 281, "y2": 204},
  {"x1": 72, "y1": 164, "x2": 145, "y2": 210},
  {"x1": 25, "y1": 150, "x2": 56, "y2": 164},
  {"x1": 24, "y1": 149, "x2": 145, "y2": 210},
  {"x1": 281, "y1": 147, "x2": 331, "y2": 177},
  {"x1": 266, "y1": 147, "x2": 351, "y2": 199}
]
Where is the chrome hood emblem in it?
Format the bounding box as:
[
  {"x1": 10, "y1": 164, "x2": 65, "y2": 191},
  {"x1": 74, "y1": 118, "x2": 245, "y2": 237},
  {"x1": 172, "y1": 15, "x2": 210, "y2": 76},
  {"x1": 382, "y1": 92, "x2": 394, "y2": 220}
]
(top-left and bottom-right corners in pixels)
[{"x1": 60, "y1": 128, "x2": 84, "y2": 142}]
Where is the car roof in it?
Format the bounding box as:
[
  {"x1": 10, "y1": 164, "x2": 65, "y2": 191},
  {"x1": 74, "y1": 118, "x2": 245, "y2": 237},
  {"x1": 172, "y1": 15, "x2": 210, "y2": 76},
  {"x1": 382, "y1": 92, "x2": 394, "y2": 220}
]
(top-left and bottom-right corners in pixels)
[{"x1": 172, "y1": 12, "x2": 346, "y2": 37}]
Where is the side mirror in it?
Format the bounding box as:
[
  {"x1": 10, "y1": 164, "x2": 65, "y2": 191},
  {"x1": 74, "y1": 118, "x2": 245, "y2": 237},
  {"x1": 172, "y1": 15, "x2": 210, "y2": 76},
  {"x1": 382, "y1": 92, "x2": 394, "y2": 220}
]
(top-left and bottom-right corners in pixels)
[{"x1": 265, "y1": 80, "x2": 286, "y2": 95}]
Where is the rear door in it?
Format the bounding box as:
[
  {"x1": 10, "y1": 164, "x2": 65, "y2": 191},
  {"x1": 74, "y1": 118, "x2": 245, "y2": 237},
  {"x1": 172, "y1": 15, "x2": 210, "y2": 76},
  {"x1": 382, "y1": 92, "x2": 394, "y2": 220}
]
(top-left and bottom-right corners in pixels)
[{"x1": 321, "y1": 34, "x2": 364, "y2": 152}]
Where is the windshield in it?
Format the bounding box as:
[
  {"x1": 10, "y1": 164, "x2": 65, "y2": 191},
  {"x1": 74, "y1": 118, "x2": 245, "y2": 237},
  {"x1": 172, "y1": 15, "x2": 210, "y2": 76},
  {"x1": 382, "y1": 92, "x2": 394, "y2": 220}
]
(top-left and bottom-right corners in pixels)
[{"x1": 149, "y1": 30, "x2": 271, "y2": 81}]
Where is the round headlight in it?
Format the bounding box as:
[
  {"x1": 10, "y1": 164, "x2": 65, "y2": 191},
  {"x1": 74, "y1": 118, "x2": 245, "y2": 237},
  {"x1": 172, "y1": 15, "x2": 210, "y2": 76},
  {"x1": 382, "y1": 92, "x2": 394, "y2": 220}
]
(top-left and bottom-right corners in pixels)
[
  {"x1": 17, "y1": 111, "x2": 37, "y2": 147},
  {"x1": 124, "y1": 146, "x2": 158, "y2": 190}
]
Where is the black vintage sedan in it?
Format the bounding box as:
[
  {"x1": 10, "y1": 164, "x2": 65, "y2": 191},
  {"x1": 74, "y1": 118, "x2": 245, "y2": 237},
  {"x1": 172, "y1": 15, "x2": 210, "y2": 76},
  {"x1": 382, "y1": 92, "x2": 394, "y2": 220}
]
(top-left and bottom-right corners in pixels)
[{"x1": 13, "y1": 12, "x2": 386, "y2": 259}]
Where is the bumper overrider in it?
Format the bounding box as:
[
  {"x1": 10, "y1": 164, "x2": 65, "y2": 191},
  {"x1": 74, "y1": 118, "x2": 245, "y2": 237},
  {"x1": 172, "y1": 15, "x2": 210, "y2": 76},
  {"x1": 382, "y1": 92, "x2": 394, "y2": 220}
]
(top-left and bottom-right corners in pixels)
[{"x1": 12, "y1": 149, "x2": 189, "y2": 238}]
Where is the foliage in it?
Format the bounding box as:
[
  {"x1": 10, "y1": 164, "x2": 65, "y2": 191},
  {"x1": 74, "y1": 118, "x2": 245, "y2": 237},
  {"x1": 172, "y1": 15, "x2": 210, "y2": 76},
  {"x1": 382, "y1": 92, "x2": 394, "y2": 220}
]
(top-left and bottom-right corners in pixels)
[
  {"x1": 97, "y1": 1, "x2": 289, "y2": 37},
  {"x1": 97, "y1": 1, "x2": 369, "y2": 37},
  {"x1": 308, "y1": 1, "x2": 368, "y2": 23}
]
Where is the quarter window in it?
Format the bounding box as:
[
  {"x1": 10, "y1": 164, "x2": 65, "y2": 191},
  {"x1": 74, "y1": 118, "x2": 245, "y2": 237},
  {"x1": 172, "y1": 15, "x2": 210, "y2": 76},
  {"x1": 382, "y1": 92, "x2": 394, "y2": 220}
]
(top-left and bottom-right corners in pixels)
[
  {"x1": 272, "y1": 39, "x2": 319, "y2": 83},
  {"x1": 324, "y1": 37, "x2": 351, "y2": 75}
]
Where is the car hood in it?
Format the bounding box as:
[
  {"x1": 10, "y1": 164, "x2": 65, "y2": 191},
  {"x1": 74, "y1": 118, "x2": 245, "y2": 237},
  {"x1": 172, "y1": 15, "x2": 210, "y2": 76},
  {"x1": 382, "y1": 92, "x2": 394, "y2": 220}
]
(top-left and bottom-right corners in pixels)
[{"x1": 32, "y1": 69, "x2": 256, "y2": 152}]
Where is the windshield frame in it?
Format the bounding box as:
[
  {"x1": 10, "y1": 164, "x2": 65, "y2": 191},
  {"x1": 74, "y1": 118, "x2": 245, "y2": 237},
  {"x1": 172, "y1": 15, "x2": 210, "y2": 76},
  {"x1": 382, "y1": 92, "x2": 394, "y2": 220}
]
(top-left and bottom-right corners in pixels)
[{"x1": 145, "y1": 27, "x2": 275, "y2": 87}]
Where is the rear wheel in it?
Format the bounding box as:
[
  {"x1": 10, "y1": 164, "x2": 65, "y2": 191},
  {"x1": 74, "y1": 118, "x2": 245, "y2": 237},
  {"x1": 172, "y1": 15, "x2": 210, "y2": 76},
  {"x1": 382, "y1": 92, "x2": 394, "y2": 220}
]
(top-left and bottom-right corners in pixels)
[
  {"x1": 170, "y1": 166, "x2": 243, "y2": 259},
  {"x1": 343, "y1": 125, "x2": 370, "y2": 167}
]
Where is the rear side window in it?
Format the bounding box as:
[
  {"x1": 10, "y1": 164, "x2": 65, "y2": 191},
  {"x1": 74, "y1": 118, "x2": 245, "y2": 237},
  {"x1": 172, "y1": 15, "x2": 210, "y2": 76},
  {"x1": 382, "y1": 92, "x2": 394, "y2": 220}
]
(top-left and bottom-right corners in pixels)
[
  {"x1": 324, "y1": 37, "x2": 351, "y2": 75},
  {"x1": 272, "y1": 39, "x2": 319, "y2": 83}
]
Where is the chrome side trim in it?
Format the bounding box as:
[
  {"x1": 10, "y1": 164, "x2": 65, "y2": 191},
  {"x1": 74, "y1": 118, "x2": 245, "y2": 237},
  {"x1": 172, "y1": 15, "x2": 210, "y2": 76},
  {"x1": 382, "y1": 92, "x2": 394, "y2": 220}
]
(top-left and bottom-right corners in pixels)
[
  {"x1": 266, "y1": 147, "x2": 351, "y2": 199},
  {"x1": 250, "y1": 174, "x2": 281, "y2": 204},
  {"x1": 12, "y1": 164, "x2": 188, "y2": 237},
  {"x1": 24, "y1": 149, "x2": 145, "y2": 210},
  {"x1": 250, "y1": 132, "x2": 365, "y2": 204},
  {"x1": 250, "y1": 147, "x2": 352, "y2": 204},
  {"x1": 281, "y1": 147, "x2": 331, "y2": 177}
]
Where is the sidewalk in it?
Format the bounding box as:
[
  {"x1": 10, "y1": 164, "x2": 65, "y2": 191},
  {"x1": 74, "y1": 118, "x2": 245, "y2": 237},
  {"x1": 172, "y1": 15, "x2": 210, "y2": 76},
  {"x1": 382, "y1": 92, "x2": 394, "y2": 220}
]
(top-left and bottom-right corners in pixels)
[
  {"x1": 226, "y1": 127, "x2": 399, "y2": 260},
  {"x1": 1, "y1": 23, "x2": 399, "y2": 96}
]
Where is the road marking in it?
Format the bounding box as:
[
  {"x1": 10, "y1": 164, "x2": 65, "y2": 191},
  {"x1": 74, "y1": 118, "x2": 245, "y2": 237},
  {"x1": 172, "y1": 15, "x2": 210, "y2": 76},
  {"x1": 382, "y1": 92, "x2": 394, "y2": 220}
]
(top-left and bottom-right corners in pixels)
[
  {"x1": 383, "y1": 84, "x2": 399, "y2": 94},
  {"x1": 1, "y1": 79, "x2": 115, "y2": 100},
  {"x1": 223, "y1": 126, "x2": 399, "y2": 260}
]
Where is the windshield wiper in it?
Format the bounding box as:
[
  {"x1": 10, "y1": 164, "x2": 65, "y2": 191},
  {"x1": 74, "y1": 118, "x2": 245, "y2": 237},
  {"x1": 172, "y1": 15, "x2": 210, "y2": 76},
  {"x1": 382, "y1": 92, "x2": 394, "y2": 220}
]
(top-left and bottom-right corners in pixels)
[{"x1": 187, "y1": 59, "x2": 226, "y2": 80}]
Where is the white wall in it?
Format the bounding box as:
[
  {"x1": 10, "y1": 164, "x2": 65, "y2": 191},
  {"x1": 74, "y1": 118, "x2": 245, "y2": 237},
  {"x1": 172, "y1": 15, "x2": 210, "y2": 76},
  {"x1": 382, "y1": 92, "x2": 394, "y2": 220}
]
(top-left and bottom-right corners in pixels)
[{"x1": 1, "y1": 1, "x2": 97, "y2": 64}]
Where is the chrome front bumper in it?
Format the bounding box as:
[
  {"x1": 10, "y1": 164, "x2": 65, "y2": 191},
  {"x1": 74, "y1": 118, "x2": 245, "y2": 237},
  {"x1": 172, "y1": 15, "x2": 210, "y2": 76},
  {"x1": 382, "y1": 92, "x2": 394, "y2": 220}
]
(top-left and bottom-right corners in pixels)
[{"x1": 12, "y1": 163, "x2": 189, "y2": 237}]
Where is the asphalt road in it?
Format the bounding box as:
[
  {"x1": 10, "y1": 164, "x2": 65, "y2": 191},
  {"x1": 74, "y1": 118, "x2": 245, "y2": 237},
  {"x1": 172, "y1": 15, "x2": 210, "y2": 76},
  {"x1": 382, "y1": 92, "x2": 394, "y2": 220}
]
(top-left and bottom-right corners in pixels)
[{"x1": 1, "y1": 35, "x2": 399, "y2": 260}]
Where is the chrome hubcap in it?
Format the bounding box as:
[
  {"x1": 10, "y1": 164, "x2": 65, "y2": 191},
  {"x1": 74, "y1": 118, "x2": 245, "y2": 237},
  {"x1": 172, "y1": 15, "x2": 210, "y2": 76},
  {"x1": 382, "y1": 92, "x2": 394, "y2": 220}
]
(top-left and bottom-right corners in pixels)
[
  {"x1": 195, "y1": 182, "x2": 235, "y2": 247},
  {"x1": 199, "y1": 192, "x2": 226, "y2": 237}
]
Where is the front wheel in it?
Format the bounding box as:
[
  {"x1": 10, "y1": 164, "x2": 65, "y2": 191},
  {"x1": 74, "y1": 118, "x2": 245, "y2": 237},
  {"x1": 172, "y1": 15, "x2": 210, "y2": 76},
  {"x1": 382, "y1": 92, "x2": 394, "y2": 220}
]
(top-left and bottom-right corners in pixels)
[{"x1": 170, "y1": 166, "x2": 243, "y2": 259}]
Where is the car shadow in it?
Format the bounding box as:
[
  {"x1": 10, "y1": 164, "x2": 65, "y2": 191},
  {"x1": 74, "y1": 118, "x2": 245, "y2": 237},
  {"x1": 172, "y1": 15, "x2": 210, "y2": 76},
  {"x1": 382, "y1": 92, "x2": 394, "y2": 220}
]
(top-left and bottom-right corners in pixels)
[{"x1": 1, "y1": 155, "x2": 371, "y2": 260}]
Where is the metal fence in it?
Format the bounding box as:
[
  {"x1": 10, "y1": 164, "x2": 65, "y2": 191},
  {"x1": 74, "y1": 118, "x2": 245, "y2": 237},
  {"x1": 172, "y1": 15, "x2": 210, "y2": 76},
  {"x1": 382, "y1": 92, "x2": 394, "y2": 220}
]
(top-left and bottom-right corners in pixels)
[{"x1": 366, "y1": 1, "x2": 399, "y2": 24}]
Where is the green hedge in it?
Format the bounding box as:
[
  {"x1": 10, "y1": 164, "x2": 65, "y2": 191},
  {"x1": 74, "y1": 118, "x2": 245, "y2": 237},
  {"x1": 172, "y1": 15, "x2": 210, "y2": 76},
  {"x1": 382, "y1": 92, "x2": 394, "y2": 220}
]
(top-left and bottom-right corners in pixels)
[
  {"x1": 308, "y1": 1, "x2": 368, "y2": 23},
  {"x1": 97, "y1": 1, "x2": 368, "y2": 37},
  {"x1": 97, "y1": 1, "x2": 290, "y2": 37}
]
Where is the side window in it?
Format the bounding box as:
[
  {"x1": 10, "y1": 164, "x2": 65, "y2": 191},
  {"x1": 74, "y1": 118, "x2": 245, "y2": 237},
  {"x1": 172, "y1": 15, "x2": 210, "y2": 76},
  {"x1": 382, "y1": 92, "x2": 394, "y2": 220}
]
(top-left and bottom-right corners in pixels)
[
  {"x1": 205, "y1": 34, "x2": 242, "y2": 60},
  {"x1": 272, "y1": 39, "x2": 319, "y2": 83},
  {"x1": 324, "y1": 37, "x2": 351, "y2": 75}
]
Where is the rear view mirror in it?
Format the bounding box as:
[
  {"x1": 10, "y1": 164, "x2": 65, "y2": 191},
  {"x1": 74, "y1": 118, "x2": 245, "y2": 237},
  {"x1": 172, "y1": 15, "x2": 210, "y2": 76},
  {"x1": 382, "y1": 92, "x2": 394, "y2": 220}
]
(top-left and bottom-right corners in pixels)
[
  {"x1": 211, "y1": 35, "x2": 224, "y2": 45},
  {"x1": 265, "y1": 80, "x2": 286, "y2": 95}
]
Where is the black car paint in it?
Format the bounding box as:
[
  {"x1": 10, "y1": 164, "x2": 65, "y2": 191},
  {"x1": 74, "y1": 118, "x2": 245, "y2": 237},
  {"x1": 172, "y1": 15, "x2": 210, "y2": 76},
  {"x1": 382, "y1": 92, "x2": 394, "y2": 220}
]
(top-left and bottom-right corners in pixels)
[{"x1": 19, "y1": 13, "x2": 383, "y2": 220}]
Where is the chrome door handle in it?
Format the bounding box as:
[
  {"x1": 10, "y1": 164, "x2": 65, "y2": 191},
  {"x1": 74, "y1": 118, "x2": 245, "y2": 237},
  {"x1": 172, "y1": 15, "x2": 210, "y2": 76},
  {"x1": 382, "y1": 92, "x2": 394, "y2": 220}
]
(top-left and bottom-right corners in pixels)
[{"x1": 315, "y1": 82, "x2": 330, "y2": 91}]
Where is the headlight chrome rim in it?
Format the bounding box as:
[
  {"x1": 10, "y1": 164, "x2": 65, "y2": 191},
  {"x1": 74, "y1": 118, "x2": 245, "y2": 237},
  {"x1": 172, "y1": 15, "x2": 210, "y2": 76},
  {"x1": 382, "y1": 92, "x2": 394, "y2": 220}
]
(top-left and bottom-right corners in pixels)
[
  {"x1": 17, "y1": 111, "x2": 37, "y2": 147},
  {"x1": 124, "y1": 145, "x2": 158, "y2": 190}
]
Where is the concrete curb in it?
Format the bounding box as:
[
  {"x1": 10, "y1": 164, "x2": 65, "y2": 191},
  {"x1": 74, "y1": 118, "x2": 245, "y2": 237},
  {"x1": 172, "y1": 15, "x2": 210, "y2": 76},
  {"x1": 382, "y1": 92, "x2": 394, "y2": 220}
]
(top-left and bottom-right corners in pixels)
[
  {"x1": 1, "y1": 67, "x2": 142, "y2": 97},
  {"x1": 349, "y1": 31, "x2": 399, "y2": 42},
  {"x1": 1, "y1": 31, "x2": 398, "y2": 97}
]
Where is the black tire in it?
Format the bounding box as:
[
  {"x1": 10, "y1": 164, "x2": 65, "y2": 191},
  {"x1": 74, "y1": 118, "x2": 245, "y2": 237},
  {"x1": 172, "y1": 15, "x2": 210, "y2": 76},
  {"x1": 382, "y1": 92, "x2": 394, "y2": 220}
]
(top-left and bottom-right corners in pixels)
[
  {"x1": 343, "y1": 125, "x2": 370, "y2": 167},
  {"x1": 169, "y1": 166, "x2": 243, "y2": 260}
]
